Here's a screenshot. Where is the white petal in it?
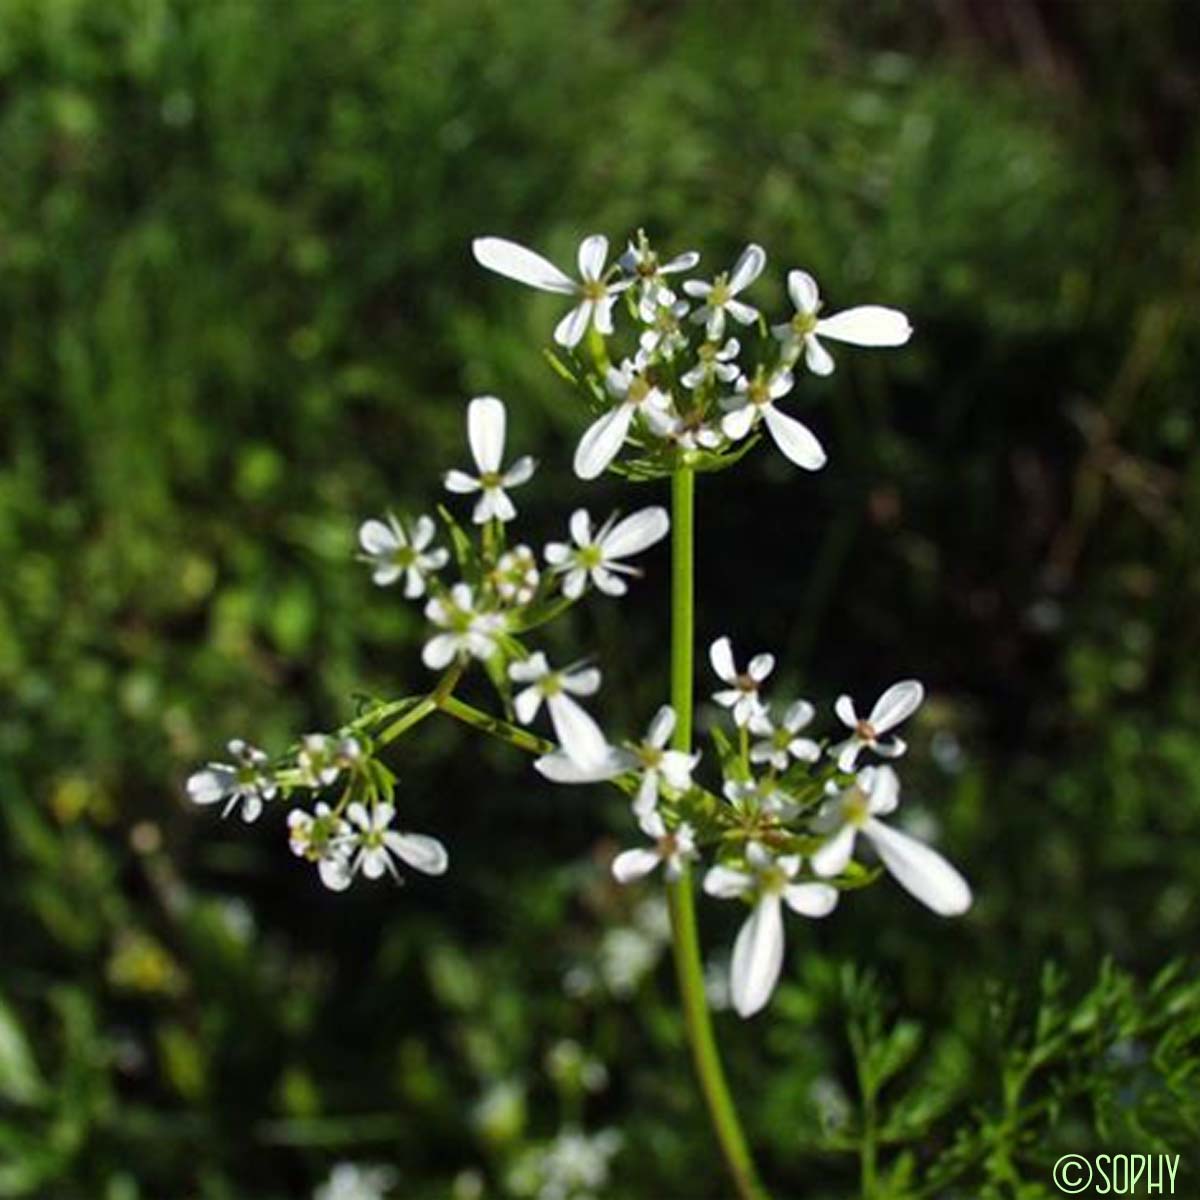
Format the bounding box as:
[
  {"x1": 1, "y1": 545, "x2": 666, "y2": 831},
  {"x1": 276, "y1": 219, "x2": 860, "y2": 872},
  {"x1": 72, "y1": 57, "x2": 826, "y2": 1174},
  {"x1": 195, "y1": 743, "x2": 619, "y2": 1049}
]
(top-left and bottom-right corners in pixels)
[
  {"x1": 866, "y1": 764, "x2": 901, "y2": 815},
  {"x1": 562, "y1": 568, "x2": 588, "y2": 600},
  {"x1": 591, "y1": 566, "x2": 628, "y2": 596},
  {"x1": 682, "y1": 280, "x2": 711, "y2": 298},
  {"x1": 186, "y1": 767, "x2": 233, "y2": 806},
  {"x1": 554, "y1": 300, "x2": 593, "y2": 348},
  {"x1": 472, "y1": 236, "x2": 576, "y2": 294},
  {"x1": 748, "y1": 653, "x2": 774, "y2": 682},
  {"x1": 725, "y1": 299, "x2": 759, "y2": 326},
  {"x1": 647, "y1": 705, "x2": 676, "y2": 748},
  {"x1": 387, "y1": 832, "x2": 449, "y2": 876},
  {"x1": 319, "y1": 856, "x2": 353, "y2": 891},
  {"x1": 574, "y1": 405, "x2": 634, "y2": 480},
  {"x1": 721, "y1": 405, "x2": 755, "y2": 441},
  {"x1": 788, "y1": 738, "x2": 821, "y2": 762},
  {"x1": 869, "y1": 680, "x2": 925, "y2": 734},
  {"x1": 444, "y1": 469, "x2": 481, "y2": 494},
  {"x1": 598, "y1": 505, "x2": 670, "y2": 559},
  {"x1": 768, "y1": 370, "x2": 795, "y2": 400},
  {"x1": 410, "y1": 515, "x2": 435, "y2": 549},
  {"x1": 592, "y1": 294, "x2": 618, "y2": 334},
  {"x1": 787, "y1": 269, "x2": 820, "y2": 314},
  {"x1": 783, "y1": 882, "x2": 839, "y2": 917},
  {"x1": 864, "y1": 819, "x2": 972, "y2": 916},
  {"x1": 835, "y1": 740, "x2": 863, "y2": 773},
  {"x1": 577, "y1": 234, "x2": 608, "y2": 281},
  {"x1": 503, "y1": 455, "x2": 537, "y2": 487},
  {"x1": 633, "y1": 770, "x2": 660, "y2": 816},
  {"x1": 811, "y1": 823, "x2": 858, "y2": 877},
  {"x1": 535, "y1": 747, "x2": 633, "y2": 783},
  {"x1": 731, "y1": 896, "x2": 784, "y2": 1018},
  {"x1": 834, "y1": 695, "x2": 858, "y2": 728},
  {"x1": 509, "y1": 651, "x2": 549, "y2": 683},
  {"x1": 513, "y1": 686, "x2": 543, "y2": 725},
  {"x1": 358, "y1": 519, "x2": 400, "y2": 555},
  {"x1": 805, "y1": 335, "x2": 835, "y2": 376},
  {"x1": 729, "y1": 243, "x2": 766, "y2": 294},
  {"x1": 702, "y1": 865, "x2": 752, "y2": 899},
  {"x1": 569, "y1": 508, "x2": 593, "y2": 547},
  {"x1": 612, "y1": 848, "x2": 661, "y2": 884},
  {"x1": 467, "y1": 395, "x2": 506, "y2": 474},
  {"x1": 422, "y1": 633, "x2": 459, "y2": 670},
  {"x1": 816, "y1": 305, "x2": 912, "y2": 347},
  {"x1": 709, "y1": 637, "x2": 736, "y2": 685},
  {"x1": 547, "y1": 693, "x2": 609, "y2": 769},
  {"x1": 762, "y1": 405, "x2": 827, "y2": 470},
  {"x1": 658, "y1": 750, "x2": 696, "y2": 789},
  {"x1": 784, "y1": 699, "x2": 815, "y2": 730},
  {"x1": 562, "y1": 667, "x2": 601, "y2": 697}
]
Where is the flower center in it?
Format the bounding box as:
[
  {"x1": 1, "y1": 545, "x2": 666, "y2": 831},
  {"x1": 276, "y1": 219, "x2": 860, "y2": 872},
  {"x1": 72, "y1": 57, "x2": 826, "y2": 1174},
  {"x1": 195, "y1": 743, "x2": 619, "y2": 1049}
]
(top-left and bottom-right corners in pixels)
[
  {"x1": 709, "y1": 276, "x2": 731, "y2": 307},
  {"x1": 583, "y1": 280, "x2": 608, "y2": 302},
  {"x1": 791, "y1": 311, "x2": 818, "y2": 336},
  {"x1": 628, "y1": 376, "x2": 652, "y2": 405},
  {"x1": 638, "y1": 744, "x2": 663, "y2": 770},
  {"x1": 540, "y1": 672, "x2": 564, "y2": 698},
  {"x1": 737, "y1": 672, "x2": 756, "y2": 694},
  {"x1": 855, "y1": 719, "x2": 877, "y2": 742},
  {"x1": 480, "y1": 471, "x2": 504, "y2": 489},
  {"x1": 656, "y1": 832, "x2": 677, "y2": 857},
  {"x1": 748, "y1": 378, "x2": 770, "y2": 407},
  {"x1": 579, "y1": 544, "x2": 603, "y2": 569},
  {"x1": 760, "y1": 864, "x2": 788, "y2": 895},
  {"x1": 843, "y1": 788, "x2": 870, "y2": 828}
]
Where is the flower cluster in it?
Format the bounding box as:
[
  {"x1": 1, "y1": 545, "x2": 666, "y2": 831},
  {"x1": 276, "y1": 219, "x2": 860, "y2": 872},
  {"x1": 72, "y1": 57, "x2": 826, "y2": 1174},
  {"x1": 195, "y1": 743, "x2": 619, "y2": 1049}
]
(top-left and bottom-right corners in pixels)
[
  {"x1": 186, "y1": 228, "x2": 970, "y2": 1026},
  {"x1": 474, "y1": 230, "x2": 911, "y2": 478}
]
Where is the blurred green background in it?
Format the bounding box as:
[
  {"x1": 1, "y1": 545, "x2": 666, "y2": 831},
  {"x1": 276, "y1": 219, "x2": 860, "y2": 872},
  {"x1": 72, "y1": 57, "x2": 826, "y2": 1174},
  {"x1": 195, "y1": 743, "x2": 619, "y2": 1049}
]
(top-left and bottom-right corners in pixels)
[{"x1": 2, "y1": 1, "x2": 1199, "y2": 1197}]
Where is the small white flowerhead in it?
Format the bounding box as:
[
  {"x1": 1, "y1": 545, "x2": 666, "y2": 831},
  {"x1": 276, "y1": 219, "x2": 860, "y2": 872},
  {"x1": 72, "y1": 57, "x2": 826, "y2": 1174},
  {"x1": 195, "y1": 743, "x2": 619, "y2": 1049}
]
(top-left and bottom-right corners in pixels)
[
  {"x1": 444, "y1": 396, "x2": 536, "y2": 524},
  {"x1": 422, "y1": 583, "x2": 506, "y2": 669},
  {"x1": 346, "y1": 801, "x2": 449, "y2": 884},
  {"x1": 619, "y1": 228, "x2": 700, "y2": 296},
  {"x1": 357, "y1": 513, "x2": 448, "y2": 597},
  {"x1": 287, "y1": 803, "x2": 353, "y2": 891},
  {"x1": 720, "y1": 367, "x2": 826, "y2": 471},
  {"x1": 748, "y1": 700, "x2": 820, "y2": 772},
  {"x1": 186, "y1": 738, "x2": 276, "y2": 822},
  {"x1": 544, "y1": 506, "x2": 669, "y2": 600},
  {"x1": 811, "y1": 766, "x2": 971, "y2": 917},
  {"x1": 572, "y1": 358, "x2": 671, "y2": 480},
  {"x1": 297, "y1": 734, "x2": 363, "y2": 789},
  {"x1": 703, "y1": 843, "x2": 838, "y2": 1017},
  {"x1": 773, "y1": 268, "x2": 912, "y2": 376},
  {"x1": 472, "y1": 234, "x2": 633, "y2": 348},
  {"x1": 683, "y1": 243, "x2": 765, "y2": 341},
  {"x1": 709, "y1": 636, "x2": 774, "y2": 727},
  {"x1": 494, "y1": 544, "x2": 540, "y2": 606},
  {"x1": 830, "y1": 680, "x2": 925, "y2": 772},
  {"x1": 611, "y1": 807, "x2": 698, "y2": 885},
  {"x1": 509, "y1": 652, "x2": 609, "y2": 769}
]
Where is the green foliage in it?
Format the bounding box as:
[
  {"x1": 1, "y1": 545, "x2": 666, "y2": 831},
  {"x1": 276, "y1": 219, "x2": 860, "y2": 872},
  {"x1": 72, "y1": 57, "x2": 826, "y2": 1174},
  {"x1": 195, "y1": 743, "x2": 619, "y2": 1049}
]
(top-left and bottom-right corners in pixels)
[{"x1": 2, "y1": 0, "x2": 1199, "y2": 1196}]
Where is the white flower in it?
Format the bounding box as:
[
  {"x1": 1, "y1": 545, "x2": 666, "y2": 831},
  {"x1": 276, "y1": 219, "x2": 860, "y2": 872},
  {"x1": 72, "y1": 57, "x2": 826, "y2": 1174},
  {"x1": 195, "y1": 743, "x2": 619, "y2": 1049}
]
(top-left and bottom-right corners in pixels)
[
  {"x1": 811, "y1": 766, "x2": 972, "y2": 916},
  {"x1": 619, "y1": 229, "x2": 700, "y2": 296},
  {"x1": 297, "y1": 734, "x2": 364, "y2": 788},
  {"x1": 544, "y1": 506, "x2": 669, "y2": 600},
  {"x1": 720, "y1": 368, "x2": 826, "y2": 471},
  {"x1": 637, "y1": 288, "x2": 690, "y2": 359},
  {"x1": 680, "y1": 336, "x2": 741, "y2": 390},
  {"x1": 186, "y1": 738, "x2": 276, "y2": 822},
  {"x1": 444, "y1": 396, "x2": 536, "y2": 524},
  {"x1": 314, "y1": 1162, "x2": 397, "y2": 1200},
  {"x1": 829, "y1": 679, "x2": 924, "y2": 772},
  {"x1": 749, "y1": 701, "x2": 821, "y2": 771},
  {"x1": 535, "y1": 704, "x2": 697, "y2": 817},
  {"x1": 612, "y1": 807, "x2": 698, "y2": 884},
  {"x1": 722, "y1": 775, "x2": 795, "y2": 819},
  {"x1": 683, "y1": 243, "x2": 765, "y2": 341},
  {"x1": 357, "y1": 513, "x2": 448, "y2": 596},
  {"x1": 509, "y1": 1128, "x2": 622, "y2": 1200},
  {"x1": 472, "y1": 234, "x2": 633, "y2": 348},
  {"x1": 509, "y1": 652, "x2": 609, "y2": 769},
  {"x1": 643, "y1": 404, "x2": 723, "y2": 453},
  {"x1": 573, "y1": 358, "x2": 672, "y2": 479},
  {"x1": 773, "y1": 269, "x2": 912, "y2": 376},
  {"x1": 709, "y1": 635, "x2": 774, "y2": 727},
  {"x1": 422, "y1": 583, "x2": 506, "y2": 669},
  {"x1": 495, "y1": 544, "x2": 540, "y2": 606},
  {"x1": 287, "y1": 803, "x2": 353, "y2": 892},
  {"x1": 346, "y1": 801, "x2": 449, "y2": 882},
  {"x1": 703, "y1": 843, "x2": 838, "y2": 1018}
]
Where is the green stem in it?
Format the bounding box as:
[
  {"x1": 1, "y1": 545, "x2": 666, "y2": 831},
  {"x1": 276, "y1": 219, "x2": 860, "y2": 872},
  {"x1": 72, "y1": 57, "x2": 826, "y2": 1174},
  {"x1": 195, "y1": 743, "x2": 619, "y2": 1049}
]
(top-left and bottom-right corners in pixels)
[
  {"x1": 666, "y1": 464, "x2": 768, "y2": 1200},
  {"x1": 438, "y1": 694, "x2": 554, "y2": 756}
]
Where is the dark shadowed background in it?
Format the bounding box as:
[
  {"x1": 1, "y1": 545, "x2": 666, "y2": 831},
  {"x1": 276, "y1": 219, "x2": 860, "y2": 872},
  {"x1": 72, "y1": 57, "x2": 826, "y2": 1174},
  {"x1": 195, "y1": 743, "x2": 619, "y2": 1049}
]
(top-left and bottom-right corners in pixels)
[{"x1": 2, "y1": 1, "x2": 1199, "y2": 1197}]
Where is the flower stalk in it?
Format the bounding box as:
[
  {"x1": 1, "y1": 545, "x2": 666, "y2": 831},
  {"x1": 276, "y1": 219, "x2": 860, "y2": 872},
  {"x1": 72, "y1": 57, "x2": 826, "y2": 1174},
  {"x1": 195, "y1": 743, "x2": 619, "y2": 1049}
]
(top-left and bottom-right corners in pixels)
[{"x1": 665, "y1": 463, "x2": 768, "y2": 1200}]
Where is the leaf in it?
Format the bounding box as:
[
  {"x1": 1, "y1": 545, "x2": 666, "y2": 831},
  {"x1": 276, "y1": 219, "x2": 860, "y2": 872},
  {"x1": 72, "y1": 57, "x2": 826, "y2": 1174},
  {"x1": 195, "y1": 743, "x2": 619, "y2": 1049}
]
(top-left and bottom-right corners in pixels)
[{"x1": 436, "y1": 504, "x2": 481, "y2": 582}]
